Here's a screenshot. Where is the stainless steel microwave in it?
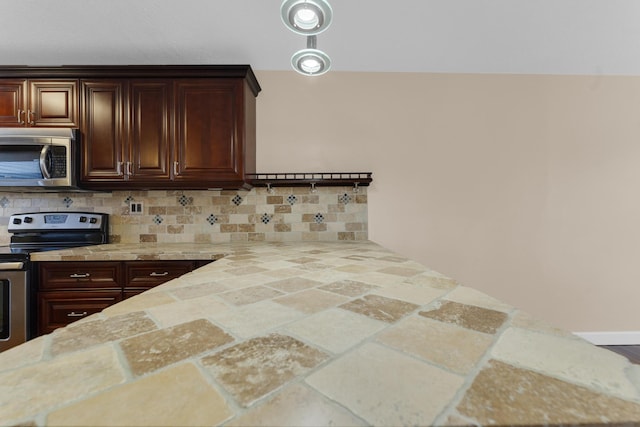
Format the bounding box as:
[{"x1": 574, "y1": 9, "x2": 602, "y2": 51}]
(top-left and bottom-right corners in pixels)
[{"x1": 0, "y1": 128, "x2": 80, "y2": 192}]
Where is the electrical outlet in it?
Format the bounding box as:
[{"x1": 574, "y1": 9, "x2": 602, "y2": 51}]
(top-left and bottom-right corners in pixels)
[{"x1": 129, "y1": 202, "x2": 144, "y2": 215}]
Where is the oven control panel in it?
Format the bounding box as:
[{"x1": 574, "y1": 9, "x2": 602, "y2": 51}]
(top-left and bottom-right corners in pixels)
[{"x1": 8, "y1": 212, "x2": 107, "y2": 232}]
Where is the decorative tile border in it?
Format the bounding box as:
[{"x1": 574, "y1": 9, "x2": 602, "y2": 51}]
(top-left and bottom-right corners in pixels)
[{"x1": 0, "y1": 186, "x2": 368, "y2": 244}]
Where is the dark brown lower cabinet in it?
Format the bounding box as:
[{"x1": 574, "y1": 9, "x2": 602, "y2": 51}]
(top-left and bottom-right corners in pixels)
[
  {"x1": 38, "y1": 291, "x2": 122, "y2": 335},
  {"x1": 37, "y1": 259, "x2": 212, "y2": 335}
]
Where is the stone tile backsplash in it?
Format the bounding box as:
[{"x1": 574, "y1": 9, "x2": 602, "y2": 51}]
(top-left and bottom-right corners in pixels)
[{"x1": 0, "y1": 187, "x2": 368, "y2": 245}]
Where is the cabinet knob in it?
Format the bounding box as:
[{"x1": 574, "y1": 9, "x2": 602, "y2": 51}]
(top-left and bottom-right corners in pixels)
[
  {"x1": 67, "y1": 311, "x2": 88, "y2": 318},
  {"x1": 69, "y1": 273, "x2": 90, "y2": 279}
]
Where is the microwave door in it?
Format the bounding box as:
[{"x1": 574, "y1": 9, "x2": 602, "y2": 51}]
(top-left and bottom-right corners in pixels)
[{"x1": 0, "y1": 145, "x2": 45, "y2": 181}]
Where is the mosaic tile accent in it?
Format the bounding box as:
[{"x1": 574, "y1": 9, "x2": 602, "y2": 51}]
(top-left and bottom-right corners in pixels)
[
  {"x1": 124, "y1": 195, "x2": 134, "y2": 204},
  {"x1": 232, "y1": 195, "x2": 243, "y2": 206},
  {"x1": 338, "y1": 193, "x2": 351, "y2": 204},
  {"x1": 0, "y1": 196, "x2": 9, "y2": 208},
  {"x1": 287, "y1": 194, "x2": 298, "y2": 205},
  {"x1": 178, "y1": 194, "x2": 193, "y2": 206},
  {"x1": 261, "y1": 213, "x2": 272, "y2": 224},
  {"x1": 314, "y1": 213, "x2": 325, "y2": 224},
  {"x1": 153, "y1": 215, "x2": 163, "y2": 225},
  {"x1": 206, "y1": 214, "x2": 218, "y2": 225},
  {"x1": 62, "y1": 196, "x2": 73, "y2": 207}
]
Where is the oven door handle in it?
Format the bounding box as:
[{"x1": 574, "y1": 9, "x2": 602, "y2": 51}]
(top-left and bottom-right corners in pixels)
[{"x1": 0, "y1": 262, "x2": 24, "y2": 271}]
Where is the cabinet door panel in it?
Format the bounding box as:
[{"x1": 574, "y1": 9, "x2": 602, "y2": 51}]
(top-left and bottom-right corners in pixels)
[
  {"x1": 0, "y1": 80, "x2": 26, "y2": 126},
  {"x1": 81, "y1": 80, "x2": 126, "y2": 181},
  {"x1": 29, "y1": 80, "x2": 78, "y2": 127},
  {"x1": 124, "y1": 260, "x2": 194, "y2": 289},
  {"x1": 130, "y1": 81, "x2": 171, "y2": 180},
  {"x1": 39, "y1": 261, "x2": 122, "y2": 290},
  {"x1": 174, "y1": 80, "x2": 243, "y2": 182},
  {"x1": 38, "y1": 291, "x2": 121, "y2": 335}
]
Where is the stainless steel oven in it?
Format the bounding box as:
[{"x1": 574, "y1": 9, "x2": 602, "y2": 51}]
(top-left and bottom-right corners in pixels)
[
  {"x1": 0, "y1": 256, "x2": 29, "y2": 352},
  {"x1": 0, "y1": 211, "x2": 109, "y2": 352}
]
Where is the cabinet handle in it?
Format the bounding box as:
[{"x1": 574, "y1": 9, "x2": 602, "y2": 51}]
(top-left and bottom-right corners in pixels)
[
  {"x1": 17, "y1": 109, "x2": 25, "y2": 125},
  {"x1": 69, "y1": 273, "x2": 90, "y2": 278},
  {"x1": 67, "y1": 311, "x2": 88, "y2": 318},
  {"x1": 173, "y1": 161, "x2": 179, "y2": 176},
  {"x1": 150, "y1": 271, "x2": 169, "y2": 277},
  {"x1": 126, "y1": 161, "x2": 133, "y2": 176},
  {"x1": 116, "y1": 162, "x2": 123, "y2": 176},
  {"x1": 28, "y1": 110, "x2": 35, "y2": 125}
]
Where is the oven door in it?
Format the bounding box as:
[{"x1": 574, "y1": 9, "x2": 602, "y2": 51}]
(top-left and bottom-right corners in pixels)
[{"x1": 0, "y1": 265, "x2": 29, "y2": 352}]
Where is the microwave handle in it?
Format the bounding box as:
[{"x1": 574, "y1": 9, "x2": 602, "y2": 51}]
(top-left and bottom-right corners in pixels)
[{"x1": 39, "y1": 145, "x2": 51, "y2": 179}]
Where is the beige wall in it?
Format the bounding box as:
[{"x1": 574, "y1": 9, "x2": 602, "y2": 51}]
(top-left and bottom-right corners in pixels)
[{"x1": 255, "y1": 70, "x2": 640, "y2": 332}]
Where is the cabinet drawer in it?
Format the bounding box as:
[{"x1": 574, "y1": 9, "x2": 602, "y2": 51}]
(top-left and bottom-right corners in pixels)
[
  {"x1": 37, "y1": 290, "x2": 122, "y2": 335},
  {"x1": 39, "y1": 262, "x2": 122, "y2": 290},
  {"x1": 124, "y1": 261, "x2": 195, "y2": 289}
]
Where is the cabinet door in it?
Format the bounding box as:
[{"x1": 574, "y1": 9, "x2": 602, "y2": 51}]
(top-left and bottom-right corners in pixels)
[
  {"x1": 0, "y1": 80, "x2": 26, "y2": 126},
  {"x1": 129, "y1": 80, "x2": 171, "y2": 180},
  {"x1": 28, "y1": 80, "x2": 78, "y2": 127},
  {"x1": 39, "y1": 261, "x2": 122, "y2": 290},
  {"x1": 174, "y1": 80, "x2": 245, "y2": 185},
  {"x1": 37, "y1": 291, "x2": 122, "y2": 335},
  {"x1": 124, "y1": 260, "x2": 194, "y2": 293},
  {"x1": 80, "y1": 80, "x2": 127, "y2": 182}
]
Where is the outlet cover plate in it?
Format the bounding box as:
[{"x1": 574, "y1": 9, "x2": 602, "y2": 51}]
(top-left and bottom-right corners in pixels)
[{"x1": 130, "y1": 202, "x2": 144, "y2": 215}]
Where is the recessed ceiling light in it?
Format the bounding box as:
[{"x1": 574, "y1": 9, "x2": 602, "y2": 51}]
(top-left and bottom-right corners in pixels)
[
  {"x1": 291, "y1": 48, "x2": 331, "y2": 76},
  {"x1": 281, "y1": 0, "x2": 333, "y2": 36}
]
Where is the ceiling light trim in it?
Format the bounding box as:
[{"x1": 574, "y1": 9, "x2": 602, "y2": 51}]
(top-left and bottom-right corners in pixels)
[
  {"x1": 281, "y1": 0, "x2": 333, "y2": 36},
  {"x1": 291, "y1": 48, "x2": 331, "y2": 76}
]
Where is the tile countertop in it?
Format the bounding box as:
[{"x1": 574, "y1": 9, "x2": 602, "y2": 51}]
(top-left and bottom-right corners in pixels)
[{"x1": 3, "y1": 241, "x2": 640, "y2": 426}]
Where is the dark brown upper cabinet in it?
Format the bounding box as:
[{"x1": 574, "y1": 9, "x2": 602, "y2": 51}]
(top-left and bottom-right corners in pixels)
[
  {"x1": 81, "y1": 79, "x2": 172, "y2": 183},
  {"x1": 174, "y1": 79, "x2": 248, "y2": 185},
  {"x1": 0, "y1": 79, "x2": 78, "y2": 127},
  {"x1": 81, "y1": 80, "x2": 127, "y2": 182},
  {"x1": 0, "y1": 65, "x2": 260, "y2": 190}
]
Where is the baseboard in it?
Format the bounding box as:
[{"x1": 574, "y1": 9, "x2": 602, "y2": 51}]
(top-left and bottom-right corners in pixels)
[{"x1": 573, "y1": 331, "x2": 640, "y2": 346}]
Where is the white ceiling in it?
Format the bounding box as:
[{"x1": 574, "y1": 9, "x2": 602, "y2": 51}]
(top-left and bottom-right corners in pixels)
[{"x1": 2, "y1": 0, "x2": 640, "y2": 75}]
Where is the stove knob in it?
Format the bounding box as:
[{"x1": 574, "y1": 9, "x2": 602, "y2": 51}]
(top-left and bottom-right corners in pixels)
[
  {"x1": 89, "y1": 217, "x2": 98, "y2": 224},
  {"x1": 12, "y1": 218, "x2": 22, "y2": 225},
  {"x1": 24, "y1": 217, "x2": 33, "y2": 224},
  {"x1": 79, "y1": 216, "x2": 87, "y2": 223}
]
